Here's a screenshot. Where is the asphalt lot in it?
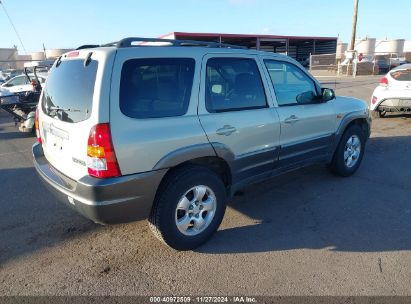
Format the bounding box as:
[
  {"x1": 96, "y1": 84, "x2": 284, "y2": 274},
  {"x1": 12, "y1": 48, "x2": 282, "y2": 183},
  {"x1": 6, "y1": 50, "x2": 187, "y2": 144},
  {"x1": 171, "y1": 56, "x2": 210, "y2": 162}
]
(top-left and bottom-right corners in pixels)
[{"x1": 1, "y1": 75, "x2": 411, "y2": 296}]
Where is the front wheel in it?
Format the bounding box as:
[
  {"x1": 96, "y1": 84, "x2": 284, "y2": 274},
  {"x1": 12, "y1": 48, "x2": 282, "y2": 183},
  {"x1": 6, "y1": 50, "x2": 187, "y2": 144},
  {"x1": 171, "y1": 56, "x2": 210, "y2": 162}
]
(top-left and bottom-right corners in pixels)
[
  {"x1": 149, "y1": 165, "x2": 226, "y2": 250},
  {"x1": 371, "y1": 110, "x2": 386, "y2": 118},
  {"x1": 329, "y1": 125, "x2": 365, "y2": 177}
]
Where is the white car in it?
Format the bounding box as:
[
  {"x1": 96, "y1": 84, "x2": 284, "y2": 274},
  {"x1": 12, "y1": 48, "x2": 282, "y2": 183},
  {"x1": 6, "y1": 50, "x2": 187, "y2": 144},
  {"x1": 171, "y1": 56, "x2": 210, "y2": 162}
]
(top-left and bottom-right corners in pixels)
[
  {"x1": 370, "y1": 64, "x2": 411, "y2": 118},
  {"x1": 1, "y1": 74, "x2": 47, "y2": 94},
  {"x1": 0, "y1": 85, "x2": 19, "y2": 104}
]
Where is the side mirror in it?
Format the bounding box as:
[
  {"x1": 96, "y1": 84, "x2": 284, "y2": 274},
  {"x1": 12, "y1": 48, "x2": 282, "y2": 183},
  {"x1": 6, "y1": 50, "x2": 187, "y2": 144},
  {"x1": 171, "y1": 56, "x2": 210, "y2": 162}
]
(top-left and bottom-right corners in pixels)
[
  {"x1": 296, "y1": 91, "x2": 317, "y2": 104},
  {"x1": 321, "y1": 88, "x2": 335, "y2": 102}
]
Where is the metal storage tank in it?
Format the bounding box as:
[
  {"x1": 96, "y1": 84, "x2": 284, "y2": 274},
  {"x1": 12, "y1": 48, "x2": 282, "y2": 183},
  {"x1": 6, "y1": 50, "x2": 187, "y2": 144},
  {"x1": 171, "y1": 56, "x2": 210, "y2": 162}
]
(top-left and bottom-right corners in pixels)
[
  {"x1": 375, "y1": 39, "x2": 405, "y2": 55},
  {"x1": 336, "y1": 42, "x2": 348, "y2": 59},
  {"x1": 16, "y1": 54, "x2": 32, "y2": 70},
  {"x1": 30, "y1": 52, "x2": 45, "y2": 61},
  {"x1": 355, "y1": 38, "x2": 376, "y2": 54},
  {"x1": 45, "y1": 49, "x2": 73, "y2": 59}
]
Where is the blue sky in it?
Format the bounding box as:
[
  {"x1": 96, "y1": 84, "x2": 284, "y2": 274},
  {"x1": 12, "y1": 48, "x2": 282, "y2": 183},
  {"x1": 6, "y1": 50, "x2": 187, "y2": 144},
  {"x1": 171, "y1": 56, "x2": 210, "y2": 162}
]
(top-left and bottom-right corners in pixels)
[{"x1": 1, "y1": 0, "x2": 410, "y2": 53}]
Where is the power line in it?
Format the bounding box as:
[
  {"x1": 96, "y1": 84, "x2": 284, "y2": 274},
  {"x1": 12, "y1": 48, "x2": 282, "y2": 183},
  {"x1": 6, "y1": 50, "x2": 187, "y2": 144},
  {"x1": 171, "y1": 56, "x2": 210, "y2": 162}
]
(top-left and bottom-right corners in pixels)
[{"x1": 0, "y1": 0, "x2": 27, "y2": 54}]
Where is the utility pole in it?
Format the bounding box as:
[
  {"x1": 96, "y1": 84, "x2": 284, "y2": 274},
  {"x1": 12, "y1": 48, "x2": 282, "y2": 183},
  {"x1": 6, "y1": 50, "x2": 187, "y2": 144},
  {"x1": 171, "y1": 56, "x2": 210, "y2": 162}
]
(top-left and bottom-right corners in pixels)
[
  {"x1": 43, "y1": 43, "x2": 47, "y2": 60},
  {"x1": 349, "y1": 0, "x2": 359, "y2": 50}
]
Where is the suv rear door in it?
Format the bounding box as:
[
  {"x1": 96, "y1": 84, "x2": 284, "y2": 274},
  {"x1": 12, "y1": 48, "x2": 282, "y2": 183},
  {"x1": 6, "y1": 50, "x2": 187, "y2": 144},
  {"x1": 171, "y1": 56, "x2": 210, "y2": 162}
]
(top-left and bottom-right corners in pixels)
[
  {"x1": 38, "y1": 50, "x2": 115, "y2": 181},
  {"x1": 108, "y1": 48, "x2": 211, "y2": 175},
  {"x1": 198, "y1": 54, "x2": 281, "y2": 185}
]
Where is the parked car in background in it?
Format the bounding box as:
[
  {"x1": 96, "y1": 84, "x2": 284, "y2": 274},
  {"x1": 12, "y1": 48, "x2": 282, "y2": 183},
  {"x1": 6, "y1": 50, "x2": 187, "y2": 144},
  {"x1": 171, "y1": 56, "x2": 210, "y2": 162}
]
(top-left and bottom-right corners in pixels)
[
  {"x1": 370, "y1": 64, "x2": 411, "y2": 118},
  {"x1": 373, "y1": 55, "x2": 391, "y2": 74},
  {"x1": 33, "y1": 38, "x2": 371, "y2": 250},
  {"x1": 1, "y1": 74, "x2": 47, "y2": 94},
  {"x1": 389, "y1": 55, "x2": 407, "y2": 68},
  {"x1": 0, "y1": 83, "x2": 19, "y2": 104},
  {"x1": 1, "y1": 69, "x2": 22, "y2": 81}
]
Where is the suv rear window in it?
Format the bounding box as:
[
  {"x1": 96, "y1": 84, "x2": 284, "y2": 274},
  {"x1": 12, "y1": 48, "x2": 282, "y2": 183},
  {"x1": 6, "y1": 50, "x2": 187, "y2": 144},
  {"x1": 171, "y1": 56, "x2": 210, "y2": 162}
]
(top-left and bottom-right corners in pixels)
[
  {"x1": 42, "y1": 59, "x2": 98, "y2": 123},
  {"x1": 390, "y1": 69, "x2": 411, "y2": 81},
  {"x1": 120, "y1": 58, "x2": 195, "y2": 119}
]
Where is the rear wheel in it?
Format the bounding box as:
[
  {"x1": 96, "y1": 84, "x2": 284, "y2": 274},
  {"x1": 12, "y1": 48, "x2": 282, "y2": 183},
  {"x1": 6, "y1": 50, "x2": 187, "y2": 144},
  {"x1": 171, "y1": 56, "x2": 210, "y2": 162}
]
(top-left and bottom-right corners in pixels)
[
  {"x1": 149, "y1": 165, "x2": 226, "y2": 250},
  {"x1": 329, "y1": 125, "x2": 365, "y2": 177},
  {"x1": 372, "y1": 110, "x2": 386, "y2": 118}
]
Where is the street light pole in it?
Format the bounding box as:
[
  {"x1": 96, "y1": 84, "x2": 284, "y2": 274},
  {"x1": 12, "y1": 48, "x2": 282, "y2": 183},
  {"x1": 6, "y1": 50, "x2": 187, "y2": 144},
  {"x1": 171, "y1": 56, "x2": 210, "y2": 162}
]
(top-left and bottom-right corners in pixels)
[{"x1": 349, "y1": 0, "x2": 359, "y2": 51}]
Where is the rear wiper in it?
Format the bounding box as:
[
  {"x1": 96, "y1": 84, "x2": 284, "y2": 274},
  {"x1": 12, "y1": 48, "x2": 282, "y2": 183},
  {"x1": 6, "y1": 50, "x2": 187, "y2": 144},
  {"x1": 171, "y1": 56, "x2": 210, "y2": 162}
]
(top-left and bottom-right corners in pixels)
[
  {"x1": 48, "y1": 106, "x2": 81, "y2": 113},
  {"x1": 47, "y1": 105, "x2": 82, "y2": 118}
]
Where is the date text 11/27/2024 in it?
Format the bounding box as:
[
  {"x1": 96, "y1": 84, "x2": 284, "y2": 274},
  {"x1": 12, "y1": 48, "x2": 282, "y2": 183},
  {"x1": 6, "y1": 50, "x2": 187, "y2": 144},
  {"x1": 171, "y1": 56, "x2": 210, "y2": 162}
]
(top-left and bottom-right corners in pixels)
[{"x1": 149, "y1": 296, "x2": 257, "y2": 303}]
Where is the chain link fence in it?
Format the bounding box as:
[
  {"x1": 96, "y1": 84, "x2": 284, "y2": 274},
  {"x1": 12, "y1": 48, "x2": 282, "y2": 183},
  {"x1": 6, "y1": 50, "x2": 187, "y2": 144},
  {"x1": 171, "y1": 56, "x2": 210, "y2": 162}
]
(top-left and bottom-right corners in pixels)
[
  {"x1": 309, "y1": 51, "x2": 409, "y2": 78},
  {"x1": 309, "y1": 53, "x2": 339, "y2": 77}
]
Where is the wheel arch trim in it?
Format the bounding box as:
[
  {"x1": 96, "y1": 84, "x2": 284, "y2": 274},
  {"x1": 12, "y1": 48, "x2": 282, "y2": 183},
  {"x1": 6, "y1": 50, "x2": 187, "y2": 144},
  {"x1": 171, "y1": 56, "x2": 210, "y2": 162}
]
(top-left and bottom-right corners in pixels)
[
  {"x1": 153, "y1": 142, "x2": 239, "y2": 169},
  {"x1": 330, "y1": 111, "x2": 371, "y2": 162}
]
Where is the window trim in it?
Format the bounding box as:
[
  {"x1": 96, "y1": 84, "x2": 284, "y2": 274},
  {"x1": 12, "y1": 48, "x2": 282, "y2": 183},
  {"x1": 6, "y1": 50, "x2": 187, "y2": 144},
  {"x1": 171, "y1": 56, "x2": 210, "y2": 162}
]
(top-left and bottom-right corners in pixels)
[
  {"x1": 263, "y1": 59, "x2": 320, "y2": 107},
  {"x1": 205, "y1": 57, "x2": 269, "y2": 114}
]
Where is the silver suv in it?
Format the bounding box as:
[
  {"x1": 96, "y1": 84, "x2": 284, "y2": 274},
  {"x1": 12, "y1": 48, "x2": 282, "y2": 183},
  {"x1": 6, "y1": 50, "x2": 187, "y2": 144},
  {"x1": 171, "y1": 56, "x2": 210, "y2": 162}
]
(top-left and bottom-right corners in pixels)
[{"x1": 33, "y1": 37, "x2": 371, "y2": 250}]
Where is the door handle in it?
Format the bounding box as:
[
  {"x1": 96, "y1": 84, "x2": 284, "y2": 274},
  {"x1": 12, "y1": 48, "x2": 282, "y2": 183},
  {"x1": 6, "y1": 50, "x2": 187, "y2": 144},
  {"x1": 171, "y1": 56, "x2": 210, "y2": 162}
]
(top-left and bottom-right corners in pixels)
[
  {"x1": 216, "y1": 125, "x2": 237, "y2": 136},
  {"x1": 284, "y1": 115, "x2": 299, "y2": 124}
]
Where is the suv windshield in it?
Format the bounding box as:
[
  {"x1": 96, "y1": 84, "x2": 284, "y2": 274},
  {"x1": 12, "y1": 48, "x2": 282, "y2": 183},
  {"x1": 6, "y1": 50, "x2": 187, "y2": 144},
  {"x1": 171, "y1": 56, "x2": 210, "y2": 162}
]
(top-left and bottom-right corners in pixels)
[{"x1": 42, "y1": 59, "x2": 98, "y2": 123}]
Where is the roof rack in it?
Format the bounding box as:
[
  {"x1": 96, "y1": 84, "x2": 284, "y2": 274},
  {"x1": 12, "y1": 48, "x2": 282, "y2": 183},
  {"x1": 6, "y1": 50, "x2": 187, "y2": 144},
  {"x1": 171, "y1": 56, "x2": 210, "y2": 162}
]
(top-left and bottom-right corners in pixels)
[{"x1": 101, "y1": 37, "x2": 246, "y2": 49}]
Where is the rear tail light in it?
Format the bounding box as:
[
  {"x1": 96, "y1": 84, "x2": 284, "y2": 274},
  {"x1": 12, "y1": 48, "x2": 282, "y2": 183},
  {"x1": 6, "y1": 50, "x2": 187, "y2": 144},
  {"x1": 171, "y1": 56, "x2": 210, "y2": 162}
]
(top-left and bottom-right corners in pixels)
[
  {"x1": 35, "y1": 108, "x2": 42, "y2": 143},
  {"x1": 371, "y1": 96, "x2": 378, "y2": 104},
  {"x1": 87, "y1": 123, "x2": 121, "y2": 178},
  {"x1": 380, "y1": 76, "x2": 389, "y2": 87}
]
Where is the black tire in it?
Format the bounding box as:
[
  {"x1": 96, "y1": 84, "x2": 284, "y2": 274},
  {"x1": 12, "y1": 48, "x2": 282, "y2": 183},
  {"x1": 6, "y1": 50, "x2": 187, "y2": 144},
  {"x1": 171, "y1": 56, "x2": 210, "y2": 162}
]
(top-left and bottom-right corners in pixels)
[
  {"x1": 329, "y1": 125, "x2": 365, "y2": 177},
  {"x1": 371, "y1": 110, "x2": 386, "y2": 118},
  {"x1": 149, "y1": 165, "x2": 226, "y2": 250}
]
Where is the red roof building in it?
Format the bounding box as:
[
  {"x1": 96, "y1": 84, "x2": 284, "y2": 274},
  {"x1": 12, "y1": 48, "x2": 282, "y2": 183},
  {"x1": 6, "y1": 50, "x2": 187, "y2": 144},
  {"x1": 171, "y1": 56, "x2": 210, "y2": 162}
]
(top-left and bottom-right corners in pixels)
[{"x1": 160, "y1": 32, "x2": 338, "y2": 62}]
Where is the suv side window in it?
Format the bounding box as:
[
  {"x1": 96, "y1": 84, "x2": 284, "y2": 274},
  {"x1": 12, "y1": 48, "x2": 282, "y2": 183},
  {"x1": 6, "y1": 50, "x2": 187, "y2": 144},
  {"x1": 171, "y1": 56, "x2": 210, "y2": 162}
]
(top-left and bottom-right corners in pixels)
[
  {"x1": 120, "y1": 58, "x2": 195, "y2": 119},
  {"x1": 264, "y1": 60, "x2": 318, "y2": 106},
  {"x1": 206, "y1": 58, "x2": 267, "y2": 113}
]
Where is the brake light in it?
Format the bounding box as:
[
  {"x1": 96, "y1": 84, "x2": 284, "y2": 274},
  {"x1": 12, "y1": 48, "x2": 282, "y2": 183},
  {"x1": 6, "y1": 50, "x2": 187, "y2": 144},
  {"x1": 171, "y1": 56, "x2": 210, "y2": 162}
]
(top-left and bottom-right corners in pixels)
[
  {"x1": 35, "y1": 108, "x2": 41, "y2": 143},
  {"x1": 67, "y1": 51, "x2": 79, "y2": 58},
  {"x1": 87, "y1": 123, "x2": 121, "y2": 178},
  {"x1": 371, "y1": 96, "x2": 377, "y2": 104},
  {"x1": 380, "y1": 76, "x2": 389, "y2": 87}
]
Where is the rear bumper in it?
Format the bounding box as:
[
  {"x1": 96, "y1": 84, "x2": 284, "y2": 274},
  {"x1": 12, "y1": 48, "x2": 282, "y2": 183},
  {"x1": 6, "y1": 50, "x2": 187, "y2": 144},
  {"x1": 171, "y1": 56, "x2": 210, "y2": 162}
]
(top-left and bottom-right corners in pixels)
[
  {"x1": 377, "y1": 98, "x2": 411, "y2": 112},
  {"x1": 32, "y1": 143, "x2": 167, "y2": 224}
]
